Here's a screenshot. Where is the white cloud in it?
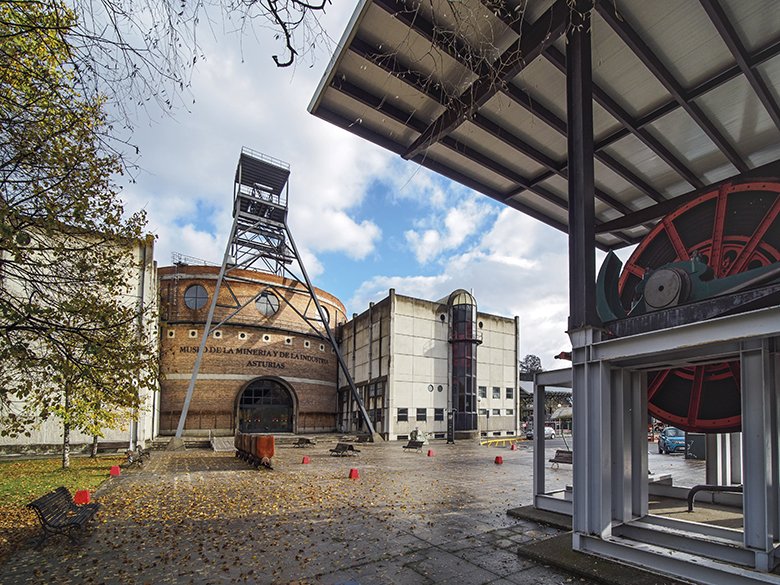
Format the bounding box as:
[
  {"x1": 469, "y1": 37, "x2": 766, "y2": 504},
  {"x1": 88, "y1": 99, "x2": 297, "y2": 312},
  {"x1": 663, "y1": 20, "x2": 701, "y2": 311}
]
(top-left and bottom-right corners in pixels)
[
  {"x1": 349, "y1": 274, "x2": 452, "y2": 312},
  {"x1": 405, "y1": 196, "x2": 497, "y2": 263}
]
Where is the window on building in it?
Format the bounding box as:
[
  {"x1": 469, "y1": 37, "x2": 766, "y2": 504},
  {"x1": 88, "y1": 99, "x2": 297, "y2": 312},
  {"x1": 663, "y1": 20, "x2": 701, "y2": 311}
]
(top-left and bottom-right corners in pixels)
[
  {"x1": 434, "y1": 408, "x2": 444, "y2": 421},
  {"x1": 478, "y1": 386, "x2": 487, "y2": 398},
  {"x1": 479, "y1": 408, "x2": 488, "y2": 416},
  {"x1": 255, "y1": 290, "x2": 280, "y2": 316},
  {"x1": 397, "y1": 408, "x2": 408, "y2": 422},
  {"x1": 184, "y1": 284, "x2": 208, "y2": 310},
  {"x1": 506, "y1": 387, "x2": 514, "y2": 400},
  {"x1": 492, "y1": 408, "x2": 501, "y2": 416},
  {"x1": 416, "y1": 408, "x2": 427, "y2": 421},
  {"x1": 506, "y1": 409, "x2": 514, "y2": 416},
  {"x1": 492, "y1": 386, "x2": 500, "y2": 399}
]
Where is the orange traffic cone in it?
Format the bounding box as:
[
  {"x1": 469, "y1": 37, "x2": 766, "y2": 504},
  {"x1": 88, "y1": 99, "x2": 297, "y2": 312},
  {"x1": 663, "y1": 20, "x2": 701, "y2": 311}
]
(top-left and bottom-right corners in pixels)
[
  {"x1": 301, "y1": 456, "x2": 311, "y2": 464},
  {"x1": 427, "y1": 449, "x2": 435, "y2": 457},
  {"x1": 510, "y1": 443, "x2": 518, "y2": 451},
  {"x1": 495, "y1": 456, "x2": 503, "y2": 465},
  {"x1": 348, "y1": 468, "x2": 360, "y2": 479}
]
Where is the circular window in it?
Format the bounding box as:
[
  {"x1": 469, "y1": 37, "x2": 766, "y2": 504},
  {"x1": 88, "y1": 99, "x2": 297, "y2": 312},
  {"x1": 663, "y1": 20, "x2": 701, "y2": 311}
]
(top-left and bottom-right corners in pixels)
[
  {"x1": 256, "y1": 290, "x2": 279, "y2": 317},
  {"x1": 437, "y1": 385, "x2": 443, "y2": 392},
  {"x1": 184, "y1": 284, "x2": 208, "y2": 310},
  {"x1": 309, "y1": 305, "x2": 329, "y2": 324},
  {"x1": 428, "y1": 384, "x2": 434, "y2": 392}
]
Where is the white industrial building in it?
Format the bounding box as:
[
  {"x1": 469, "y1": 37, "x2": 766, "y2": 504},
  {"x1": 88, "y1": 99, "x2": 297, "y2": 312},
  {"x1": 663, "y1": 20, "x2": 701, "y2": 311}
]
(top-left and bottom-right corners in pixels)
[
  {"x1": 0, "y1": 236, "x2": 159, "y2": 454},
  {"x1": 337, "y1": 288, "x2": 520, "y2": 441}
]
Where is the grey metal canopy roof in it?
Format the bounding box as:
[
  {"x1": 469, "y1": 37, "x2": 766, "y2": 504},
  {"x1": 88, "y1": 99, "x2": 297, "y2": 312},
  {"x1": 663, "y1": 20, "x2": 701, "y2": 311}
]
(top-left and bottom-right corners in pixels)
[{"x1": 309, "y1": 0, "x2": 780, "y2": 250}]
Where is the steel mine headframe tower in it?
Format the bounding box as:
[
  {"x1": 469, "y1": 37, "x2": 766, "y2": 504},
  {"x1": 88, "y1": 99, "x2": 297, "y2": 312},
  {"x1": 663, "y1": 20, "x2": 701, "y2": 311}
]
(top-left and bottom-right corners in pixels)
[{"x1": 174, "y1": 147, "x2": 376, "y2": 439}]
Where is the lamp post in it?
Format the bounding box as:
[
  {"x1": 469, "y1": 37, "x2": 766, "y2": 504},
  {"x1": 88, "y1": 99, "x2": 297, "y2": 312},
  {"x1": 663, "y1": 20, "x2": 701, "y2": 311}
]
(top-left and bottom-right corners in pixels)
[{"x1": 447, "y1": 409, "x2": 456, "y2": 444}]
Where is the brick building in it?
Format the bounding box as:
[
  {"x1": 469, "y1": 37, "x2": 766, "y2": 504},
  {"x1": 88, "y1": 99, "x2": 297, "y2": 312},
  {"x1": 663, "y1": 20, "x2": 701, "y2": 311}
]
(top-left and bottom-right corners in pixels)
[{"x1": 158, "y1": 263, "x2": 347, "y2": 436}]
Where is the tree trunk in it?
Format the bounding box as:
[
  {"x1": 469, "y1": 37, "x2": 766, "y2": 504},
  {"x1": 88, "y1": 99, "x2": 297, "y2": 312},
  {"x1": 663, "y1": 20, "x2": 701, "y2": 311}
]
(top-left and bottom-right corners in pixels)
[
  {"x1": 62, "y1": 386, "x2": 71, "y2": 469},
  {"x1": 62, "y1": 420, "x2": 71, "y2": 469},
  {"x1": 91, "y1": 435, "x2": 98, "y2": 458}
]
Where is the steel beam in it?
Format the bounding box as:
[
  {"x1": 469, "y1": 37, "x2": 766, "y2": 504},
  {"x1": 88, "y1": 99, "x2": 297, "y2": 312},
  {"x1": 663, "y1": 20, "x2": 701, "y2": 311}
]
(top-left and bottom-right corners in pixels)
[
  {"x1": 700, "y1": 0, "x2": 780, "y2": 131},
  {"x1": 592, "y1": 306, "x2": 780, "y2": 364},
  {"x1": 175, "y1": 218, "x2": 238, "y2": 438},
  {"x1": 566, "y1": 5, "x2": 599, "y2": 329},
  {"x1": 596, "y1": 3, "x2": 748, "y2": 174},
  {"x1": 532, "y1": 380, "x2": 547, "y2": 502},
  {"x1": 740, "y1": 339, "x2": 777, "y2": 568},
  {"x1": 577, "y1": 534, "x2": 780, "y2": 585},
  {"x1": 631, "y1": 371, "x2": 648, "y2": 518},
  {"x1": 402, "y1": 0, "x2": 572, "y2": 160}
]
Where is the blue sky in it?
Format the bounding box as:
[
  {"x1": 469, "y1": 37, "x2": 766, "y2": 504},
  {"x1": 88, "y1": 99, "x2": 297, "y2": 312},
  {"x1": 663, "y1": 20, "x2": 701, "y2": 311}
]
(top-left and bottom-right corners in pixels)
[{"x1": 118, "y1": 2, "x2": 618, "y2": 369}]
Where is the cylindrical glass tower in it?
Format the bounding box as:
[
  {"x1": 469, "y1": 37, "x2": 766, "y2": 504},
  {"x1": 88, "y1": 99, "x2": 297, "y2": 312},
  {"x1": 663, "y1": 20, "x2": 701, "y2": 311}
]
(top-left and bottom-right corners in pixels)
[{"x1": 448, "y1": 290, "x2": 481, "y2": 434}]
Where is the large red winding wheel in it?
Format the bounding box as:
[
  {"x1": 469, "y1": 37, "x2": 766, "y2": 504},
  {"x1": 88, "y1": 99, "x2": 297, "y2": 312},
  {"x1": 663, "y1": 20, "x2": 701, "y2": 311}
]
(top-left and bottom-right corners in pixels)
[{"x1": 617, "y1": 180, "x2": 780, "y2": 433}]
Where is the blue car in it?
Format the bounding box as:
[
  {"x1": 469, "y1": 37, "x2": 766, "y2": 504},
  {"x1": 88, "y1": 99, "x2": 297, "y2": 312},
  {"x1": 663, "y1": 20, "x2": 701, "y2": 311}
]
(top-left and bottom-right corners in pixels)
[{"x1": 658, "y1": 426, "x2": 685, "y2": 454}]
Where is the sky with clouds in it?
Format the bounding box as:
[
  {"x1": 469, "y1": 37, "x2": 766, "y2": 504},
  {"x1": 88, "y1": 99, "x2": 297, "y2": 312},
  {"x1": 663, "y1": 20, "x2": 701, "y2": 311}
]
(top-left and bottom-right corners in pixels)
[{"x1": 117, "y1": 2, "x2": 626, "y2": 370}]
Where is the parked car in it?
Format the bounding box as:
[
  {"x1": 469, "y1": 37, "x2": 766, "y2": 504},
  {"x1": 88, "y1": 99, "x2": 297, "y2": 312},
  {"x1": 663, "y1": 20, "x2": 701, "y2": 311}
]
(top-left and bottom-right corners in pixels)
[
  {"x1": 526, "y1": 426, "x2": 555, "y2": 440},
  {"x1": 658, "y1": 426, "x2": 685, "y2": 454}
]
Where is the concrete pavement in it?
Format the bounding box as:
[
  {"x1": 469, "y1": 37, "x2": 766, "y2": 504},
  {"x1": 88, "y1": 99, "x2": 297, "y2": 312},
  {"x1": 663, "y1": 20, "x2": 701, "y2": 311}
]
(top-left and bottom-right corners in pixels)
[{"x1": 1, "y1": 439, "x2": 695, "y2": 584}]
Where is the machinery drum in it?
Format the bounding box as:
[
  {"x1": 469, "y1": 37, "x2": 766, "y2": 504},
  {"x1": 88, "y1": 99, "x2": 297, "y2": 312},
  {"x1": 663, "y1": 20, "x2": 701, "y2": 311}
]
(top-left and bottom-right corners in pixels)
[{"x1": 618, "y1": 180, "x2": 780, "y2": 433}]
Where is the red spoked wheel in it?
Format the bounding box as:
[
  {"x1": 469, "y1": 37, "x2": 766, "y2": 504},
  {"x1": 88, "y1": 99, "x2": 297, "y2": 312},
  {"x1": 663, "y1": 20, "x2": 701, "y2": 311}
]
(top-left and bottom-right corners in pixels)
[{"x1": 618, "y1": 180, "x2": 780, "y2": 433}]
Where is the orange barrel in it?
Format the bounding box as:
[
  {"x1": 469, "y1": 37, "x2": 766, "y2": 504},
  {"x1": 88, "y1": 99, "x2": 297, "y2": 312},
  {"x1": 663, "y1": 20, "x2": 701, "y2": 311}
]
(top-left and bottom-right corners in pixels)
[{"x1": 256, "y1": 435, "x2": 275, "y2": 460}]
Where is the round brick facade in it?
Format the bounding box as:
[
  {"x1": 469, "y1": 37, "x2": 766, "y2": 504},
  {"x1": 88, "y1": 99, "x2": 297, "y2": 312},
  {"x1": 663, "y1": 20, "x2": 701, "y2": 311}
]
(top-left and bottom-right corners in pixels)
[{"x1": 158, "y1": 265, "x2": 346, "y2": 436}]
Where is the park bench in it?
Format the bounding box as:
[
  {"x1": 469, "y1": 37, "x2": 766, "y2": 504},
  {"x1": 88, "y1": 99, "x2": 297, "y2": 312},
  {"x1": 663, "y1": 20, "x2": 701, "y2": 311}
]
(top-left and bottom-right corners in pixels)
[
  {"x1": 402, "y1": 440, "x2": 425, "y2": 453},
  {"x1": 26, "y1": 487, "x2": 101, "y2": 548},
  {"x1": 293, "y1": 437, "x2": 316, "y2": 448},
  {"x1": 356, "y1": 435, "x2": 371, "y2": 443},
  {"x1": 123, "y1": 446, "x2": 151, "y2": 468},
  {"x1": 329, "y1": 442, "x2": 360, "y2": 456},
  {"x1": 549, "y1": 449, "x2": 573, "y2": 469}
]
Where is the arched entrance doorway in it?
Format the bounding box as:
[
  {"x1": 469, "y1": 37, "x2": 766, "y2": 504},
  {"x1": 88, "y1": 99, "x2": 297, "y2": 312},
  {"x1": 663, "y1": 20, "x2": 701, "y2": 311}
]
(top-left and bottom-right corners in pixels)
[{"x1": 237, "y1": 378, "x2": 295, "y2": 433}]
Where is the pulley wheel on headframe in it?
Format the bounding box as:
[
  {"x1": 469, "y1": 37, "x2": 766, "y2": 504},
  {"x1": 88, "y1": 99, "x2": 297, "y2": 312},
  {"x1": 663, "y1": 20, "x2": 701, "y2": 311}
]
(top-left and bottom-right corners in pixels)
[{"x1": 618, "y1": 180, "x2": 780, "y2": 433}]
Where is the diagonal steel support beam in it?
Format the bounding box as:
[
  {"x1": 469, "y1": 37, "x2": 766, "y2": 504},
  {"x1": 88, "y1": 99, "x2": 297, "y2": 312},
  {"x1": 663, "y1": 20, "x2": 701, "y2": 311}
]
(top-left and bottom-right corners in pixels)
[
  {"x1": 700, "y1": 0, "x2": 780, "y2": 131},
  {"x1": 402, "y1": 0, "x2": 574, "y2": 161},
  {"x1": 596, "y1": 2, "x2": 748, "y2": 174}
]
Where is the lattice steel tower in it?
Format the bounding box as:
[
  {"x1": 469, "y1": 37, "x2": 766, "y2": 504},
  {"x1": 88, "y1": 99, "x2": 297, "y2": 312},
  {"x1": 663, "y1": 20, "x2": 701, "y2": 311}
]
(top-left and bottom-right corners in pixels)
[{"x1": 175, "y1": 148, "x2": 375, "y2": 438}]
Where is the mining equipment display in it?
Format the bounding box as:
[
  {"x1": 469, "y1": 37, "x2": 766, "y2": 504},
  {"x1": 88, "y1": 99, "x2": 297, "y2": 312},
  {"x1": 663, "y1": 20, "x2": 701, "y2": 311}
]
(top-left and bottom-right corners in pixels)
[
  {"x1": 596, "y1": 179, "x2": 780, "y2": 434},
  {"x1": 235, "y1": 431, "x2": 275, "y2": 470}
]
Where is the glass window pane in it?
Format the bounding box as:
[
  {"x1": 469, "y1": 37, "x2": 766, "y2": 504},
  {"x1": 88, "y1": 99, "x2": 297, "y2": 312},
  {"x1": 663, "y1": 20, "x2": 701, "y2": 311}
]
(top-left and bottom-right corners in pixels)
[
  {"x1": 256, "y1": 290, "x2": 280, "y2": 316},
  {"x1": 184, "y1": 284, "x2": 208, "y2": 310}
]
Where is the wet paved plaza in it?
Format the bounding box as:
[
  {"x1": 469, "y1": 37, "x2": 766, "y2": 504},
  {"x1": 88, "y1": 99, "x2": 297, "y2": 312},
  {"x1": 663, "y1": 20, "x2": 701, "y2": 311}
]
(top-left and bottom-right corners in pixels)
[{"x1": 1, "y1": 439, "x2": 702, "y2": 584}]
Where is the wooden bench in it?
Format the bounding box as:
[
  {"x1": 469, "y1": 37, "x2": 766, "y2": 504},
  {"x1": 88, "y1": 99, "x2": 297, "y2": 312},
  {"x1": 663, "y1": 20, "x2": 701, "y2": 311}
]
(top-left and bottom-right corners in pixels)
[
  {"x1": 356, "y1": 435, "x2": 371, "y2": 443},
  {"x1": 293, "y1": 437, "x2": 316, "y2": 448},
  {"x1": 402, "y1": 440, "x2": 425, "y2": 453},
  {"x1": 549, "y1": 449, "x2": 573, "y2": 469},
  {"x1": 329, "y1": 443, "x2": 360, "y2": 456},
  {"x1": 27, "y1": 487, "x2": 101, "y2": 548}
]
